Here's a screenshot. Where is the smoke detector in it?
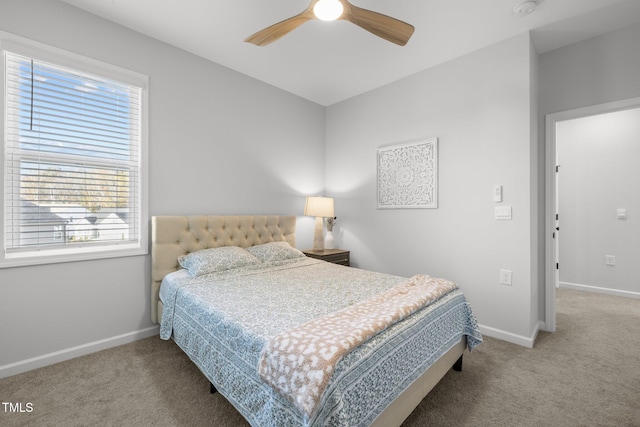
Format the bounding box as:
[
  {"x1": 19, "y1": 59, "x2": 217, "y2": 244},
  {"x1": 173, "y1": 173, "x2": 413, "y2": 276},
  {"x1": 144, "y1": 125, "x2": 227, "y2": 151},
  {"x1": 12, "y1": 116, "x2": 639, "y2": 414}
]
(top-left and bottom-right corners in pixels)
[{"x1": 514, "y1": 1, "x2": 537, "y2": 16}]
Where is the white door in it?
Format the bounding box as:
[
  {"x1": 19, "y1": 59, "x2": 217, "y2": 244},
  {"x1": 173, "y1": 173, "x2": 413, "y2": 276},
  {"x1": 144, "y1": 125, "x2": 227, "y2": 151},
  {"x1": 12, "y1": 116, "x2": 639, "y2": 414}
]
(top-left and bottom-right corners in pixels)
[{"x1": 555, "y1": 164, "x2": 560, "y2": 288}]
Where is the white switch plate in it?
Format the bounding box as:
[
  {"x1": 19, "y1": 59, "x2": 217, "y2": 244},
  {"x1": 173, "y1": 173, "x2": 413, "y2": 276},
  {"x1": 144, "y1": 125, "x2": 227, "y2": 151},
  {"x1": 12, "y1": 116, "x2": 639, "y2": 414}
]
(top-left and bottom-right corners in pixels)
[
  {"x1": 495, "y1": 206, "x2": 512, "y2": 220},
  {"x1": 617, "y1": 209, "x2": 627, "y2": 220},
  {"x1": 500, "y1": 269, "x2": 512, "y2": 286},
  {"x1": 605, "y1": 255, "x2": 616, "y2": 266},
  {"x1": 493, "y1": 185, "x2": 503, "y2": 202}
]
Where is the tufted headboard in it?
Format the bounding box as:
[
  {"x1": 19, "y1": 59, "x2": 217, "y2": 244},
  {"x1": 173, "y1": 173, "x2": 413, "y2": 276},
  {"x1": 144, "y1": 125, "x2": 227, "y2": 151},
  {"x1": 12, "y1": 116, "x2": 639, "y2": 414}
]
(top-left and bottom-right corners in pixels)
[{"x1": 151, "y1": 215, "x2": 296, "y2": 323}]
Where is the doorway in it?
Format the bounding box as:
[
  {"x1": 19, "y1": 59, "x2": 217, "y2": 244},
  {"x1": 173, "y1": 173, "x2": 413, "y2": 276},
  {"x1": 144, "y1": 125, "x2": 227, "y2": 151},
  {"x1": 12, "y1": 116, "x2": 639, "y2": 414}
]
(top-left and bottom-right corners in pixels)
[{"x1": 544, "y1": 97, "x2": 640, "y2": 332}]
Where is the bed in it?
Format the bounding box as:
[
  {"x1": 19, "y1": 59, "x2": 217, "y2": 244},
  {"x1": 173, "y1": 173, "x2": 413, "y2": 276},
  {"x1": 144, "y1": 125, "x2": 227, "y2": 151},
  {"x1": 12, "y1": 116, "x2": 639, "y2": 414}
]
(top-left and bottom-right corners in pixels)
[{"x1": 151, "y1": 215, "x2": 482, "y2": 426}]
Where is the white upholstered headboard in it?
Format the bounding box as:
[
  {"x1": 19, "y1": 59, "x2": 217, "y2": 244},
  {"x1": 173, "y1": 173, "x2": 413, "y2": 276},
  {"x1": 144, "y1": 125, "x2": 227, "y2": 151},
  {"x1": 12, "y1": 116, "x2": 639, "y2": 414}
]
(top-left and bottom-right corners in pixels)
[{"x1": 151, "y1": 215, "x2": 296, "y2": 323}]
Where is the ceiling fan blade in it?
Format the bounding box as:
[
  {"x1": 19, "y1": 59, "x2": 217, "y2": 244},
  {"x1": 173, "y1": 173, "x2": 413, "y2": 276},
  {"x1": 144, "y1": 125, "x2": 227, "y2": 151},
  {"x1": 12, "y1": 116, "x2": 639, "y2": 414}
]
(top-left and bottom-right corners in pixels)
[
  {"x1": 342, "y1": 2, "x2": 414, "y2": 46},
  {"x1": 245, "y1": 10, "x2": 315, "y2": 46}
]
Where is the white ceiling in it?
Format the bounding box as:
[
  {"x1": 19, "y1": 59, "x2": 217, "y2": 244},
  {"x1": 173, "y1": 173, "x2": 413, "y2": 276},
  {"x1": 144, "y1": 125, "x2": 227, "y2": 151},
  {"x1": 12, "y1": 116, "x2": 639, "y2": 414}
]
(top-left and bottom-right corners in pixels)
[{"x1": 60, "y1": 0, "x2": 640, "y2": 106}]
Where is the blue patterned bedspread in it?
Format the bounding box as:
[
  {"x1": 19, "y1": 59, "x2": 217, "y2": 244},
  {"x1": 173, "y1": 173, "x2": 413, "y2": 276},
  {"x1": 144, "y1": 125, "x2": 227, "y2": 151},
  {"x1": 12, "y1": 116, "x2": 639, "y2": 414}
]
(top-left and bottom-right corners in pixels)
[{"x1": 160, "y1": 258, "x2": 482, "y2": 426}]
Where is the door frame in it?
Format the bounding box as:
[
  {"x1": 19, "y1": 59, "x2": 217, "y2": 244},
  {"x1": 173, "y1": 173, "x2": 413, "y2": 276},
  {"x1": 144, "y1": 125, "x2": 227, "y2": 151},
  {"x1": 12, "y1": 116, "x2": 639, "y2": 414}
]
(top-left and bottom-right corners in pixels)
[{"x1": 544, "y1": 96, "x2": 640, "y2": 332}]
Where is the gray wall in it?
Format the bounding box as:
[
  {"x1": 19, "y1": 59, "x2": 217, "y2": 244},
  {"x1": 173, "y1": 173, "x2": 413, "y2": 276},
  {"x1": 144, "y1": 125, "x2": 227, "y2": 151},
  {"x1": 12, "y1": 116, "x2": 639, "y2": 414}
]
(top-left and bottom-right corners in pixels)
[
  {"x1": 325, "y1": 33, "x2": 540, "y2": 345},
  {"x1": 3, "y1": 0, "x2": 640, "y2": 377},
  {"x1": 556, "y1": 108, "x2": 640, "y2": 296},
  {"x1": 539, "y1": 22, "x2": 640, "y2": 315},
  {"x1": 539, "y1": 23, "x2": 640, "y2": 113},
  {"x1": 0, "y1": 0, "x2": 325, "y2": 375}
]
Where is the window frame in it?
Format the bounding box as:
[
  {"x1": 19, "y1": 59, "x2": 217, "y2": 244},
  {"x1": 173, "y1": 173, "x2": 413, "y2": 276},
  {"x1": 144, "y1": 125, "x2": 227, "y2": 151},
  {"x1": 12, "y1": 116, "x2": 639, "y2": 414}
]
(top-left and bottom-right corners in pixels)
[{"x1": 1, "y1": 32, "x2": 149, "y2": 268}]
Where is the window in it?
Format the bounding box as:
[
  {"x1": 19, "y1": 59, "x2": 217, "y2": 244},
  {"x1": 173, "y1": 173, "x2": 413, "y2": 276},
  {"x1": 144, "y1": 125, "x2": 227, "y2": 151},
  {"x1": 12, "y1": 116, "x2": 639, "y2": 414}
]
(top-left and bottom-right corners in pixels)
[{"x1": 1, "y1": 34, "x2": 148, "y2": 267}]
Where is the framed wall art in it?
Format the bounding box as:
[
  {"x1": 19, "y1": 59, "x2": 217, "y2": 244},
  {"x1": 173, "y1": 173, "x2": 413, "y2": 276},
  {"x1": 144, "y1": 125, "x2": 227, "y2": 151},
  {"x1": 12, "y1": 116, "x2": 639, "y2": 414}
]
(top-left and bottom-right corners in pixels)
[{"x1": 377, "y1": 138, "x2": 438, "y2": 209}]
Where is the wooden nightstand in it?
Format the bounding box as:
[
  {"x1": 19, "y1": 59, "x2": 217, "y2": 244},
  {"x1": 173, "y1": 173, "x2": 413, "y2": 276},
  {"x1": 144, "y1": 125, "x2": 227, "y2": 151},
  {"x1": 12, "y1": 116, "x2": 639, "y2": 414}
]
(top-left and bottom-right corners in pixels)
[{"x1": 302, "y1": 249, "x2": 350, "y2": 266}]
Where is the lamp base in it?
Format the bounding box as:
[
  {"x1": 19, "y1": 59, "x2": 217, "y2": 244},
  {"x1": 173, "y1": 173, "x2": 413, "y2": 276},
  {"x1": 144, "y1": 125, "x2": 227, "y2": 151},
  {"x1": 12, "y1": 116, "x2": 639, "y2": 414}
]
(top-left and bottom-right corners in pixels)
[{"x1": 313, "y1": 216, "x2": 324, "y2": 251}]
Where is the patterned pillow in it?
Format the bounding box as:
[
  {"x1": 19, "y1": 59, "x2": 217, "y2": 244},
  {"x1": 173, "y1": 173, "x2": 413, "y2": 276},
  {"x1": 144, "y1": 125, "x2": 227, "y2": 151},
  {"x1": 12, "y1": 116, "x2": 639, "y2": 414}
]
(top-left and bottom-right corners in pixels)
[
  {"x1": 178, "y1": 246, "x2": 261, "y2": 277},
  {"x1": 246, "y1": 241, "x2": 305, "y2": 263}
]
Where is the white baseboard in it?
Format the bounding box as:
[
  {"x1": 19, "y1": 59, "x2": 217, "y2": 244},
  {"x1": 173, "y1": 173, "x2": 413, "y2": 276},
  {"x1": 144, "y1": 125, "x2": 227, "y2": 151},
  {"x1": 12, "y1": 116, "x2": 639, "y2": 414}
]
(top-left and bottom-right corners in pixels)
[
  {"x1": 559, "y1": 281, "x2": 640, "y2": 299},
  {"x1": 0, "y1": 326, "x2": 159, "y2": 379},
  {"x1": 478, "y1": 321, "x2": 542, "y2": 349}
]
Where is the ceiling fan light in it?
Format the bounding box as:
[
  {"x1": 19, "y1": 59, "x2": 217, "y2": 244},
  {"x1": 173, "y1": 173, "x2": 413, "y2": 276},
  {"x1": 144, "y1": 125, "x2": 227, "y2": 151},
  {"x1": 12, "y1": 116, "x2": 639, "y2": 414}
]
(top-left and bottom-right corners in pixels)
[{"x1": 313, "y1": 0, "x2": 344, "y2": 21}]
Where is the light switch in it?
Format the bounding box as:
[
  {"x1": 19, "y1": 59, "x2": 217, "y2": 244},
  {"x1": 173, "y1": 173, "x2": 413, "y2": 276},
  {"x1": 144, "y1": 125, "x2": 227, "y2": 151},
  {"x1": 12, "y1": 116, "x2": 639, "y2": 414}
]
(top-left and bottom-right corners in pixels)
[
  {"x1": 493, "y1": 185, "x2": 503, "y2": 202},
  {"x1": 617, "y1": 209, "x2": 627, "y2": 220},
  {"x1": 495, "y1": 206, "x2": 512, "y2": 220}
]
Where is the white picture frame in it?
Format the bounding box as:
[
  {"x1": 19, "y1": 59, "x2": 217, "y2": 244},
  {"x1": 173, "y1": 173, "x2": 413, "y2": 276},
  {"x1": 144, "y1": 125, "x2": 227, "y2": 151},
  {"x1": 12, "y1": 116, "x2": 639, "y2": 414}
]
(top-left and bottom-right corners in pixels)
[{"x1": 377, "y1": 138, "x2": 438, "y2": 209}]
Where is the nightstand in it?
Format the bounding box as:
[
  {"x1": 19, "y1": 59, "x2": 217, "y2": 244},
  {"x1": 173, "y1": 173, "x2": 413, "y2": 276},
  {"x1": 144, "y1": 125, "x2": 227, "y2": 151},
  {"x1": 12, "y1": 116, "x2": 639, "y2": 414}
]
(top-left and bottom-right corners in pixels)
[{"x1": 302, "y1": 249, "x2": 350, "y2": 266}]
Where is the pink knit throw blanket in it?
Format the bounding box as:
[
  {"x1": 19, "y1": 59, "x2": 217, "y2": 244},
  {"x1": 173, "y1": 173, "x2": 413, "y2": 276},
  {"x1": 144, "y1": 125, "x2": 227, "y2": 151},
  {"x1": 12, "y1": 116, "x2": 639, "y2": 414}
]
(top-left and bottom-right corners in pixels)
[{"x1": 257, "y1": 275, "x2": 458, "y2": 417}]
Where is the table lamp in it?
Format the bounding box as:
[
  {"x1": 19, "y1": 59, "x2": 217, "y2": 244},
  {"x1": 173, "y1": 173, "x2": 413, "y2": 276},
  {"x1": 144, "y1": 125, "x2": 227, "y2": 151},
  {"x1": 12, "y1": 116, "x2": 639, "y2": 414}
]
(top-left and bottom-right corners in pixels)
[{"x1": 304, "y1": 196, "x2": 334, "y2": 251}]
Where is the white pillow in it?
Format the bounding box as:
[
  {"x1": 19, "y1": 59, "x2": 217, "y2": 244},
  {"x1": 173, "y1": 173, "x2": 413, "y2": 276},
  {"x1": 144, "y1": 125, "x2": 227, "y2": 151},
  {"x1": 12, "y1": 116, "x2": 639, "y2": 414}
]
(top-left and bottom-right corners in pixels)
[
  {"x1": 246, "y1": 241, "x2": 305, "y2": 263},
  {"x1": 178, "y1": 246, "x2": 261, "y2": 277}
]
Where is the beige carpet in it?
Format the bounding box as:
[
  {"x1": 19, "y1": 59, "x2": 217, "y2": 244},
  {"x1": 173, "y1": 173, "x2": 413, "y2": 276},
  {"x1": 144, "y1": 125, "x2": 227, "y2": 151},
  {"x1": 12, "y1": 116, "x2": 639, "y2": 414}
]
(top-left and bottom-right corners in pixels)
[{"x1": 1, "y1": 288, "x2": 639, "y2": 426}]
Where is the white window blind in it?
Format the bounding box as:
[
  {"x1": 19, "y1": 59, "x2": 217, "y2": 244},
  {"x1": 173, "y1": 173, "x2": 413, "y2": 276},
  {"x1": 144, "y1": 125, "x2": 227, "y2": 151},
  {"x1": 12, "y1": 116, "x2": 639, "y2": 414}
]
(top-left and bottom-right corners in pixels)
[{"x1": 3, "y1": 49, "x2": 145, "y2": 264}]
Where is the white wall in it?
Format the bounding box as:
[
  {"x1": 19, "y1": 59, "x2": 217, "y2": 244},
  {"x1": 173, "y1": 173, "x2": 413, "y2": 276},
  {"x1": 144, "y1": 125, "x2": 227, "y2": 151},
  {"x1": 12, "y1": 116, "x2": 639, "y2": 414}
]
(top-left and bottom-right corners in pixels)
[
  {"x1": 556, "y1": 108, "x2": 640, "y2": 296},
  {"x1": 539, "y1": 23, "x2": 640, "y2": 113},
  {"x1": 529, "y1": 36, "x2": 542, "y2": 335},
  {"x1": 5, "y1": 2, "x2": 640, "y2": 377},
  {"x1": 0, "y1": 0, "x2": 325, "y2": 376},
  {"x1": 539, "y1": 22, "x2": 640, "y2": 316},
  {"x1": 325, "y1": 34, "x2": 540, "y2": 345}
]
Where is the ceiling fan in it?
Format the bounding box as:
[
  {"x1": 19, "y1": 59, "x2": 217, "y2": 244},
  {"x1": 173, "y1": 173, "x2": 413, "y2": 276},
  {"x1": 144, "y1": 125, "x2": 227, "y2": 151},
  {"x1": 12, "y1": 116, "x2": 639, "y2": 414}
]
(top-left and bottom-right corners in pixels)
[{"x1": 245, "y1": 0, "x2": 415, "y2": 47}]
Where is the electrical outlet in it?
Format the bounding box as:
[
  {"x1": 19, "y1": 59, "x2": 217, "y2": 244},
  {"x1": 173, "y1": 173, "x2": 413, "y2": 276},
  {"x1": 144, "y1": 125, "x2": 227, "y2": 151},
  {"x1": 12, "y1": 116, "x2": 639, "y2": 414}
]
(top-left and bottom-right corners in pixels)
[
  {"x1": 605, "y1": 255, "x2": 616, "y2": 266},
  {"x1": 500, "y1": 269, "x2": 512, "y2": 286}
]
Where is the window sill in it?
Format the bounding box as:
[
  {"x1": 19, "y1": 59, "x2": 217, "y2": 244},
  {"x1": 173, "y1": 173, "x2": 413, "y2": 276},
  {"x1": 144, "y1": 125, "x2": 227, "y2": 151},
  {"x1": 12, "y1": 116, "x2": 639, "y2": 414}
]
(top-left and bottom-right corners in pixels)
[{"x1": 0, "y1": 244, "x2": 148, "y2": 269}]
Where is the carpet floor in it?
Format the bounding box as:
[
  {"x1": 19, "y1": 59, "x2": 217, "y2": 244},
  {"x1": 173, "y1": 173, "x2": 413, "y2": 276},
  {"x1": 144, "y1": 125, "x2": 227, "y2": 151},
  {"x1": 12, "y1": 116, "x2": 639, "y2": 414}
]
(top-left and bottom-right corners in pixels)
[{"x1": 1, "y1": 288, "x2": 639, "y2": 426}]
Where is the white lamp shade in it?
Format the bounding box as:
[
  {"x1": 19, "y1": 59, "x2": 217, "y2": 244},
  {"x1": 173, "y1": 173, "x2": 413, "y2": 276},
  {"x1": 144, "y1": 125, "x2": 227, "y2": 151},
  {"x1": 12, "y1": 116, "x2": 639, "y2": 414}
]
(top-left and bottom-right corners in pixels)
[{"x1": 304, "y1": 196, "x2": 335, "y2": 218}]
